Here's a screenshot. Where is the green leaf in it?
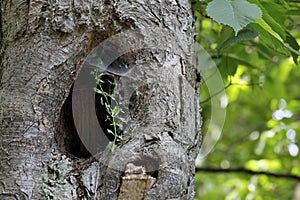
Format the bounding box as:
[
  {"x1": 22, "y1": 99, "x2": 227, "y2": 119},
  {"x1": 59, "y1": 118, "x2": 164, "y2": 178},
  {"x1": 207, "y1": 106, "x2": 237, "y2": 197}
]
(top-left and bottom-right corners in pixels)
[
  {"x1": 220, "y1": 25, "x2": 235, "y2": 42},
  {"x1": 261, "y1": 2, "x2": 286, "y2": 25},
  {"x1": 287, "y1": 9, "x2": 300, "y2": 16},
  {"x1": 261, "y1": 11, "x2": 286, "y2": 41},
  {"x1": 285, "y1": 31, "x2": 300, "y2": 65},
  {"x1": 217, "y1": 28, "x2": 258, "y2": 51},
  {"x1": 255, "y1": 18, "x2": 283, "y2": 43},
  {"x1": 249, "y1": 0, "x2": 286, "y2": 41},
  {"x1": 109, "y1": 94, "x2": 116, "y2": 101},
  {"x1": 206, "y1": 0, "x2": 262, "y2": 35},
  {"x1": 117, "y1": 135, "x2": 123, "y2": 140},
  {"x1": 94, "y1": 88, "x2": 103, "y2": 94},
  {"x1": 107, "y1": 129, "x2": 115, "y2": 136},
  {"x1": 250, "y1": 24, "x2": 286, "y2": 56},
  {"x1": 219, "y1": 56, "x2": 239, "y2": 77}
]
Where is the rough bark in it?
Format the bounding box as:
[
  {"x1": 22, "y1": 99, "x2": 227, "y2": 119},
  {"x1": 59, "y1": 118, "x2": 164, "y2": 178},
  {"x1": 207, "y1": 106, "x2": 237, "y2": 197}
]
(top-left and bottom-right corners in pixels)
[{"x1": 0, "y1": 0, "x2": 201, "y2": 199}]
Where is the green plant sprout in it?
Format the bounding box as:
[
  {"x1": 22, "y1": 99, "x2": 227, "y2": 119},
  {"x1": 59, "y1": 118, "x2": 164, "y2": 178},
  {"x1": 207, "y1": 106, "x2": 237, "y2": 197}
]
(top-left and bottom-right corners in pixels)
[{"x1": 92, "y1": 71, "x2": 124, "y2": 151}]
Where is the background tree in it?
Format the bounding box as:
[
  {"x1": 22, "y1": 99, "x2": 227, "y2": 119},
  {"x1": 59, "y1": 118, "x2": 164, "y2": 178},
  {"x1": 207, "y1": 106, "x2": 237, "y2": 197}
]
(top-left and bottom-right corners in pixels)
[
  {"x1": 0, "y1": 0, "x2": 201, "y2": 199},
  {"x1": 192, "y1": 0, "x2": 300, "y2": 199}
]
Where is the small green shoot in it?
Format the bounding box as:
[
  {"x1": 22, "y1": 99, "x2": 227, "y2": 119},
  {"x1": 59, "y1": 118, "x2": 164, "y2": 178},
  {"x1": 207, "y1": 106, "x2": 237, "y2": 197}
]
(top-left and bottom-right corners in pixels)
[{"x1": 92, "y1": 71, "x2": 124, "y2": 151}]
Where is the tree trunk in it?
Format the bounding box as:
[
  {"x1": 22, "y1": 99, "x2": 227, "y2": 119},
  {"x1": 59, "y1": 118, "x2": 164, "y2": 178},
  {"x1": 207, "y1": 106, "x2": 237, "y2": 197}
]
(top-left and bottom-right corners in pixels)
[{"x1": 0, "y1": 0, "x2": 201, "y2": 199}]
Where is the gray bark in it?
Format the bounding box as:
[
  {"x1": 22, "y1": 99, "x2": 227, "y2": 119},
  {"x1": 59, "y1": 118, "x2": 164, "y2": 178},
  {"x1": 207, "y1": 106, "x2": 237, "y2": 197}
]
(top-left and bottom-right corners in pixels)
[{"x1": 0, "y1": 0, "x2": 201, "y2": 199}]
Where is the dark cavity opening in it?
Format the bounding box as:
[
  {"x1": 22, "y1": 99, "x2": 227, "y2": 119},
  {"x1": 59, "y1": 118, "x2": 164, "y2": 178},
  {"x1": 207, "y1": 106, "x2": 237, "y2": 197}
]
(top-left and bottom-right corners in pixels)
[{"x1": 56, "y1": 87, "x2": 91, "y2": 158}]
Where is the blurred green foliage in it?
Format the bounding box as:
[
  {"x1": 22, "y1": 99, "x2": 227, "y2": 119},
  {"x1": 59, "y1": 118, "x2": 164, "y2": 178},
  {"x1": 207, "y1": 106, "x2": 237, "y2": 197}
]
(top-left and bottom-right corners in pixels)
[{"x1": 192, "y1": 0, "x2": 300, "y2": 199}]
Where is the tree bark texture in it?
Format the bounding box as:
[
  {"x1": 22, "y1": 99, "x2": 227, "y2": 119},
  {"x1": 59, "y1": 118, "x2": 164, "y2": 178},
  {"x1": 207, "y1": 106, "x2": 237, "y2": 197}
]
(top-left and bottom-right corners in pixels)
[{"x1": 0, "y1": 0, "x2": 201, "y2": 199}]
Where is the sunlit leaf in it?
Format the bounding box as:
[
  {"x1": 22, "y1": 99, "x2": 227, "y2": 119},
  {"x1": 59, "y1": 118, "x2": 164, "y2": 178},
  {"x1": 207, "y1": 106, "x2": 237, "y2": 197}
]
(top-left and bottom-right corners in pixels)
[
  {"x1": 255, "y1": 18, "x2": 283, "y2": 43},
  {"x1": 107, "y1": 129, "x2": 115, "y2": 135},
  {"x1": 250, "y1": 23, "x2": 288, "y2": 55},
  {"x1": 206, "y1": 0, "x2": 262, "y2": 35}
]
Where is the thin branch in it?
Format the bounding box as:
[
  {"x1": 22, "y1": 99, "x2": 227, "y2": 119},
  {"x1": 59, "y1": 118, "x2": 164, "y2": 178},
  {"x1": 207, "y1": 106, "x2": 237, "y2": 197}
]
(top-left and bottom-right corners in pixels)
[
  {"x1": 196, "y1": 167, "x2": 300, "y2": 181},
  {"x1": 200, "y1": 83, "x2": 231, "y2": 104},
  {"x1": 224, "y1": 53, "x2": 262, "y2": 71},
  {"x1": 200, "y1": 82, "x2": 261, "y2": 104}
]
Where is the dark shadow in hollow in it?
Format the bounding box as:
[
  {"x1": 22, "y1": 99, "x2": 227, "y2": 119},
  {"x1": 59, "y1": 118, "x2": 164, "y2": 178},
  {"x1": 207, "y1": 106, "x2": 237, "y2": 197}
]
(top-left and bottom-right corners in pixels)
[{"x1": 56, "y1": 87, "x2": 91, "y2": 158}]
